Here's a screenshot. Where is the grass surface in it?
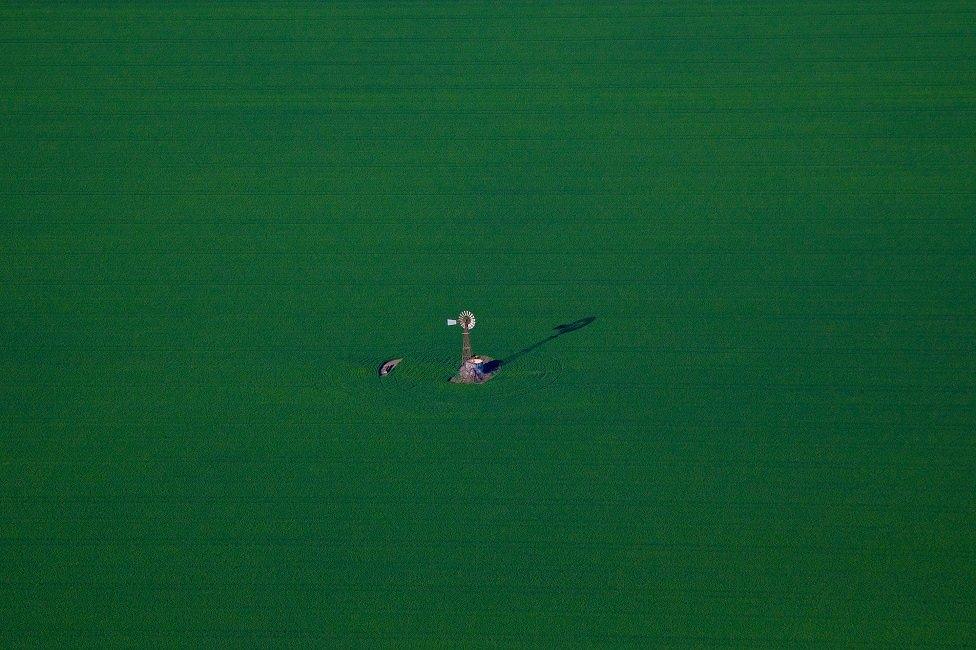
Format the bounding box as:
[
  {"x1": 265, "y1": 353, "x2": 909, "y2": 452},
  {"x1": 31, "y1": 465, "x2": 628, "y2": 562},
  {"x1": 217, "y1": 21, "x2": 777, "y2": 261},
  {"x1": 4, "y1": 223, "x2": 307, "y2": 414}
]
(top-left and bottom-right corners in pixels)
[{"x1": 2, "y1": 1, "x2": 975, "y2": 645}]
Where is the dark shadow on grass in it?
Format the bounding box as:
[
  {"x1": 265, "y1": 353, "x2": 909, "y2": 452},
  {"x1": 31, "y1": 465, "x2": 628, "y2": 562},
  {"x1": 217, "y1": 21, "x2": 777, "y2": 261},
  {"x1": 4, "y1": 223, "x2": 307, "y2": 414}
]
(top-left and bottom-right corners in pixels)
[{"x1": 498, "y1": 316, "x2": 596, "y2": 367}]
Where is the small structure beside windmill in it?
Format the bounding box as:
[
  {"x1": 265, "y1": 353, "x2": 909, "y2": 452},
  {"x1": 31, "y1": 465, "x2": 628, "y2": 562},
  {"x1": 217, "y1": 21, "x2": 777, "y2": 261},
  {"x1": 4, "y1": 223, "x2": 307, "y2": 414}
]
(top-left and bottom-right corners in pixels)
[{"x1": 446, "y1": 310, "x2": 500, "y2": 384}]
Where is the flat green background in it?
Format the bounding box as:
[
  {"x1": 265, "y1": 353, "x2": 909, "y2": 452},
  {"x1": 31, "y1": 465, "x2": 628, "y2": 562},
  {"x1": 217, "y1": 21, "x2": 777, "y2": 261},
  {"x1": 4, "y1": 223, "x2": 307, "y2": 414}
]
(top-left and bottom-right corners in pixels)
[{"x1": 2, "y1": 1, "x2": 975, "y2": 645}]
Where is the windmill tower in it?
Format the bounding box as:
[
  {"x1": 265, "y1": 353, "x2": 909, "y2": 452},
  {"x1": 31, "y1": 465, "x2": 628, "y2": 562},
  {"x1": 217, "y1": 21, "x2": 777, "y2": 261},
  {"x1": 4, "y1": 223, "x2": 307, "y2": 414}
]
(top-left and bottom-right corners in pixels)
[{"x1": 446, "y1": 310, "x2": 476, "y2": 363}]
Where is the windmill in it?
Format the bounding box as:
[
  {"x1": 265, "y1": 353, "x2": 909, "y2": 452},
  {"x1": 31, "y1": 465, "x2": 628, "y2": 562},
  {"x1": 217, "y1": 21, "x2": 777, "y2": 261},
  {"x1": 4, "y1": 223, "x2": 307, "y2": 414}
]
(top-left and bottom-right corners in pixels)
[{"x1": 446, "y1": 310, "x2": 476, "y2": 362}]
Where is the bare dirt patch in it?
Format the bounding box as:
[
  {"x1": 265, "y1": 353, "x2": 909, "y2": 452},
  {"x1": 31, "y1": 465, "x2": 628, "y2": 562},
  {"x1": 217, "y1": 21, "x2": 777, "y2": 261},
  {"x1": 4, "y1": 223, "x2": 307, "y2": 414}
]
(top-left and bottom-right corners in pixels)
[{"x1": 450, "y1": 356, "x2": 500, "y2": 384}]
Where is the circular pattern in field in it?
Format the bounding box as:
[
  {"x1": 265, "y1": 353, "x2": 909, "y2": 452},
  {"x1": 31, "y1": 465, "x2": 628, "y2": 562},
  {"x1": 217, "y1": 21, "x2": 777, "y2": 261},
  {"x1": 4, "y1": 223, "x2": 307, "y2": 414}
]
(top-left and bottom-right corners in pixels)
[
  {"x1": 379, "y1": 347, "x2": 564, "y2": 399},
  {"x1": 377, "y1": 349, "x2": 456, "y2": 393}
]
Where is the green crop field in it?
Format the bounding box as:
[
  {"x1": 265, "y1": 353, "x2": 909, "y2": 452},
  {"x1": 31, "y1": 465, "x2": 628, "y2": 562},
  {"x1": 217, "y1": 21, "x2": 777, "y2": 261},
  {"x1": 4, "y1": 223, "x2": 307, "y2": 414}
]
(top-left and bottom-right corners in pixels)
[{"x1": 2, "y1": 1, "x2": 975, "y2": 646}]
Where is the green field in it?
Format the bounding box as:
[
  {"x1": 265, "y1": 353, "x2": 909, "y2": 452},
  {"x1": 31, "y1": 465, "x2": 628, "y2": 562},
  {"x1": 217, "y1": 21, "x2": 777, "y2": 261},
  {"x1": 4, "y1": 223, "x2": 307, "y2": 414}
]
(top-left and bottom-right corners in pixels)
[{"x1": 2, "y1": 1, "x2": 975, "y2": 645}]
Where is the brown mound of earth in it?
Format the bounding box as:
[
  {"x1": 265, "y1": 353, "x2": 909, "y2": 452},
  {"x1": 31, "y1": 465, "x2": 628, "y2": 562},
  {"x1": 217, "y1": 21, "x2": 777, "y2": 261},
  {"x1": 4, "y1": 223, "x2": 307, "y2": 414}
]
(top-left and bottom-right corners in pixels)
[
  {"x1": 377, "y1": 358, "x2": 403, "y2": 376},
  {"x1": 450, "y1": 356, "x2": 499, "y2": 384}
]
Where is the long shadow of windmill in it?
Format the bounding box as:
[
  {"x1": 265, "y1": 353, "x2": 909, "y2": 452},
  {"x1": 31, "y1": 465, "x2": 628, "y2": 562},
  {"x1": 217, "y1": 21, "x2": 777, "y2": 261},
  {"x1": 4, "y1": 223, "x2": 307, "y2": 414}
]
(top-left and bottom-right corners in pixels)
[{"x1": 483, "y1": 316, "x2": 596, "y2": 371}]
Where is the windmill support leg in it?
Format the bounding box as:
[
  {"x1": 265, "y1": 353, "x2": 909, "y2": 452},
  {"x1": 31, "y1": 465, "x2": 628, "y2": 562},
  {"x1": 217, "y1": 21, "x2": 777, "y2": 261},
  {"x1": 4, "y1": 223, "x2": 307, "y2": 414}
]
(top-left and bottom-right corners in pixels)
[{"x1": 462, "y1": 329, "x2": 472, "y2": 362}]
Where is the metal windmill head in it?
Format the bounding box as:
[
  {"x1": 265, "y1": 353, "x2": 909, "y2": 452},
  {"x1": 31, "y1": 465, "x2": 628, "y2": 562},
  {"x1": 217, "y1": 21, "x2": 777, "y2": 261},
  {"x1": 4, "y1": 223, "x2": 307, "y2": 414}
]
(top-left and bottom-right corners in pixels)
[
  {"x1": 458, "y1": 311, "x2": 476, "y2": 331},
  {"x1": 447, "y1": 310, "x2": 476, "y2": 330}
]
